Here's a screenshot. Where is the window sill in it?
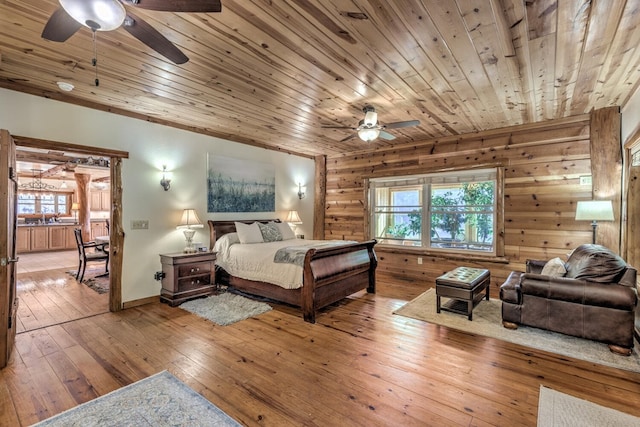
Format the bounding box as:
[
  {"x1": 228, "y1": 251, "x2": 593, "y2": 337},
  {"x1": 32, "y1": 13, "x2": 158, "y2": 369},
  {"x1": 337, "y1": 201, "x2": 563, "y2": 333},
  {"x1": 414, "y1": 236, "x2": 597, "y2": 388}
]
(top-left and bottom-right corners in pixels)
[{"x1": 375, "y1": 244, "x2": 509, "y2": 264}]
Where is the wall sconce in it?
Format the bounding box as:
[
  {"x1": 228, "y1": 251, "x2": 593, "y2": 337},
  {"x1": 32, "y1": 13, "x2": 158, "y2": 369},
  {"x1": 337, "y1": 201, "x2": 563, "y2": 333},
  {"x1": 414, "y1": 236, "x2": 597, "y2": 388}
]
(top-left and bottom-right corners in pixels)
[
  {"x1": 297, "y1": 183, "x2": 306, "y2": 200},
  {"x1": 160, "y1": 165, "x2": 171, "y2": 191}
]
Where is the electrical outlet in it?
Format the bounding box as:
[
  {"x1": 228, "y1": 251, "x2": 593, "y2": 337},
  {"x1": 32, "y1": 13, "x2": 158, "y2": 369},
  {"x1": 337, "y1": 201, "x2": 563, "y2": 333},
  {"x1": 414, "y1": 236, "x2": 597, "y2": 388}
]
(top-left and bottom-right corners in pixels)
[
  {"x1": 417, "y1": 257, "x2": 423, "y2": 265},
  {"x1": 131, "y1": 219, "x2": 149, "y2": 230}
]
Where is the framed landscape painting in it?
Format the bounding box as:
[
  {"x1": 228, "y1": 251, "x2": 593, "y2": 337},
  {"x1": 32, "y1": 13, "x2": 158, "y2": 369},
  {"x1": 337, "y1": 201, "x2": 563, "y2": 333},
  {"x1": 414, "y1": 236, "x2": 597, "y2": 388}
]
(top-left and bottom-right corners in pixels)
[{"x1": 207, "y1": 154, "x2": 275, "y2": 212}]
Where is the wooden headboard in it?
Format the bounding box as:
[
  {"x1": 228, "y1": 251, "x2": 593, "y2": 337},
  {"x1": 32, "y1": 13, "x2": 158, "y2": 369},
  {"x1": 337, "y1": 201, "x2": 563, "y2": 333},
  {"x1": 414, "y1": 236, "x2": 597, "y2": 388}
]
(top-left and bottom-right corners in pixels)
[{"x1": 208, "y1": 219, "x2": 282, "y2": 250}]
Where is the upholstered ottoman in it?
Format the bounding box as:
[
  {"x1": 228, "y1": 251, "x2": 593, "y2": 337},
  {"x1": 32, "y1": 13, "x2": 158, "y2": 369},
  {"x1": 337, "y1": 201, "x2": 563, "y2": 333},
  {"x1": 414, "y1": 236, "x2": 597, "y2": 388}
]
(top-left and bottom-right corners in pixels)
[{"x1": 436, "y1": 267, "x2": 490, "y2": 320}]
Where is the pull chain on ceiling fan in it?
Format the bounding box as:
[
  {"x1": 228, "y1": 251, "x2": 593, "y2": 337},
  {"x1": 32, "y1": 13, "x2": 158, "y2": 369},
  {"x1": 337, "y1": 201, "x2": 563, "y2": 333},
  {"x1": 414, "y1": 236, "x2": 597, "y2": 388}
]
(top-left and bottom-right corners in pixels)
[{"x1": 322, "y1": 105, "x2": 420, "y2": 142}]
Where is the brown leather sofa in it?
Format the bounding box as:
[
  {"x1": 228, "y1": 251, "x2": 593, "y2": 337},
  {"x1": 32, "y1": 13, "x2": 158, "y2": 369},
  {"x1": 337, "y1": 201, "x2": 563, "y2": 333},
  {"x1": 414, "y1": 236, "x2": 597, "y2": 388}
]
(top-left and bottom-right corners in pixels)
[{"x1": 500, "y1": 244, "x2": 637, "y2": 355}]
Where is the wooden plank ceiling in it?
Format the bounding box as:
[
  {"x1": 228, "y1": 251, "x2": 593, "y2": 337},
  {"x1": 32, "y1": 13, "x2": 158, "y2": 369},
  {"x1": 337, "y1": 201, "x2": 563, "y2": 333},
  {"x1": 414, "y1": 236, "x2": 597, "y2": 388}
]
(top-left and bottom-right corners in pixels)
[{"x1": 0, "y1": 0, "x2": 639, "y2": 158}]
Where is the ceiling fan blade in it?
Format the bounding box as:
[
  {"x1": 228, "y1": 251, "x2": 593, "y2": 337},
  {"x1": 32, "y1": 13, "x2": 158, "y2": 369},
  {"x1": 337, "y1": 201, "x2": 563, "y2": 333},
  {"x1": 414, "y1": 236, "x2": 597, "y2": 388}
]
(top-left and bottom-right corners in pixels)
[
  {"x1": 321, "y1": 125, "x2": 357, "y2": 129},
  {"x1": 384, "y1": 120, "x2": 420, "y2": 129},
  {"x1": 379, "y1": 130, "x2": 396, "y2": 140},
  {"x1": 122, "y1": 12, "x2": 189, "y2": 64},
  {"x1": 42, "y1": 8, "x2": 82, "y2": 42},
  {"x1": 339, "y1": 133, "x2": 358, "y2": 142},
  {"x1": 121, "y1": 0, "x2": 222, "y2": 12}
]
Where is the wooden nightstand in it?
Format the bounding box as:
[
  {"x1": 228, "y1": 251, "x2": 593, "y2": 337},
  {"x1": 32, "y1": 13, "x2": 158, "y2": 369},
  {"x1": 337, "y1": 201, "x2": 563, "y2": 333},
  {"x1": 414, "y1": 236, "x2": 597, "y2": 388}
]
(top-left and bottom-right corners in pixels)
[{"x1": 159, "y1": 251, "x2": 217, "y2": 306}]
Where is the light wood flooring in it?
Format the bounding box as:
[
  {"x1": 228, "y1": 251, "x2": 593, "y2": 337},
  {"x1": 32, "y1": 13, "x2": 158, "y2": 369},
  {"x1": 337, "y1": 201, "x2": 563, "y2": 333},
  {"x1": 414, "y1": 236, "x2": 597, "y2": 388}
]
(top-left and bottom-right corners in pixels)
[
  {"x1": 1, "y1": 272, "x2": 640, "y2": 426},
  {"x1": 14, "y1": 251, "x2": 109, "y2": 334}
]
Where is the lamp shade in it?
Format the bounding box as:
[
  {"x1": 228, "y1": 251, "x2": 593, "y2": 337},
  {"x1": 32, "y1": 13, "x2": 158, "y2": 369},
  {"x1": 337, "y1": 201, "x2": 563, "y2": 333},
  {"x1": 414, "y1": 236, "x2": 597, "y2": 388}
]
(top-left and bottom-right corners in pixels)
[
  {"x1": 285, "y1": 210, "x2": 302, "y2": 224},
  {"x1": 177, "y1": 209, "x2": 204, "y2": 229},
  {"x1": 60, "y1": 0, "x2": 126, "y2": 31},
  {"x1": 71, "y1": 203, "x2": 79, "y2": 210},
  {"x1": 575, "y1": 200, "x2": 614, "y2": 221}
]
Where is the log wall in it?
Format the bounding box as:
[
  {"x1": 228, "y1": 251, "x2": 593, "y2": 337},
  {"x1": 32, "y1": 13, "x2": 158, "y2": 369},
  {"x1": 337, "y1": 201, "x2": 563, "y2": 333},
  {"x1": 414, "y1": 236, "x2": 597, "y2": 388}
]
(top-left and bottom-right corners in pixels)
[{"x1": 324, "y1": 112, "x2": 622, "y2": 293}]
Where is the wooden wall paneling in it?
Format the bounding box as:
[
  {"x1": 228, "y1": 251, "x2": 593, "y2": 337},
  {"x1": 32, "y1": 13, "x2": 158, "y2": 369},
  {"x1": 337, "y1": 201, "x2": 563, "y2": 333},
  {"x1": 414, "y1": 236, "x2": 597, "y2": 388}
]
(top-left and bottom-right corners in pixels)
[
  {"x1": 325, "y1": 114, "x2": 604, "y2": 294},
  {"x1": 590, "y1": 106, "x2": 622, "y2": 252},
  {"x1": 626, "y1": 165, "x2": 639, "y2": 269}
]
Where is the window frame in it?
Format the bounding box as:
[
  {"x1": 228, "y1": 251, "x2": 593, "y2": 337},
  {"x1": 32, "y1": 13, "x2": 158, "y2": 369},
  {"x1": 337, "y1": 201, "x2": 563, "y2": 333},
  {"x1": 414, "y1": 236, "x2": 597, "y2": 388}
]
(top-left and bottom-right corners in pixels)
[
  {"x1": 17, "y1": 192, "x2": 72, "y2": 216},
  {"x1": 367, "y1": 167, "x2": 504, "y2": 258}
]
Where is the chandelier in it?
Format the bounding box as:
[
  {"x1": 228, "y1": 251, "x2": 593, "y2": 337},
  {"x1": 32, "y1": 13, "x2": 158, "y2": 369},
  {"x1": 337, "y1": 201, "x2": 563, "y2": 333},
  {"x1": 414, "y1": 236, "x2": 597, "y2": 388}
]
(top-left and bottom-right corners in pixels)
[{"x1": 19, "y1": 169, "x2": 57, "y2": 192}]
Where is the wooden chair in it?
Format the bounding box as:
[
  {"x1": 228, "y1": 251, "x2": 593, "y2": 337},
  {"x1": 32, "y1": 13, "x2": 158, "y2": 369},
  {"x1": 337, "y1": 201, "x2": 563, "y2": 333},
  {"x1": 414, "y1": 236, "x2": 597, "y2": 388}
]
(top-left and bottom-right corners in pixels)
[{"x1": 73, "y1": 228, "x2": 109, "y2": 282}]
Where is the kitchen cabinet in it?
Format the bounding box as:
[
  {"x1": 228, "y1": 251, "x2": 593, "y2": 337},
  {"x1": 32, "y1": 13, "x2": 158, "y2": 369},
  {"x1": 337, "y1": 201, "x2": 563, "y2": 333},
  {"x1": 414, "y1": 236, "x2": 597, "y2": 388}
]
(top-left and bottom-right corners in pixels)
[
  {"x1": 91, "y1": 221, "x2": 108, "y2": 240},
  {"x1": 16, "y1": 227, "x2": 31, "y2": 253},
  {"x1": 16, "y1": 224, "x2": 83, "y2": 253},
  {"x1": 90, "y1": 191, "x2": 110, "y2": 211},
  {"x1": 30, "y1": 227, "x2": 49, "y2": 252},
  {"x1": 65, "y1": 226, "x2": 78, "y2": 249},
  {"x1": 49, "y1": 226, "x2": 67, "y2": 250}
]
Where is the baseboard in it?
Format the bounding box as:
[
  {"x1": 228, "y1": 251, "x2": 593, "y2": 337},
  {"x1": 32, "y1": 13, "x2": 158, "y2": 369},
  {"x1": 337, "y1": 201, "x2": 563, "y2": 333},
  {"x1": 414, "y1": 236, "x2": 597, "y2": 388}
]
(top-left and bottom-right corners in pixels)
[{"x1": 122, "y1": 296, "x2": 160, "y2": 309}]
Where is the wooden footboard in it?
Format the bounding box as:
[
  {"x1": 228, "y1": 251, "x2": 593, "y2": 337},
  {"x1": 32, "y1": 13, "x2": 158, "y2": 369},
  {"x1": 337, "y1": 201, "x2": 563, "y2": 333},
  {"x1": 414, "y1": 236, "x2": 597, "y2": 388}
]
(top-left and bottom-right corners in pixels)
[{"x1": 208, "y1": 220, "x2": 377, "y2": 323}]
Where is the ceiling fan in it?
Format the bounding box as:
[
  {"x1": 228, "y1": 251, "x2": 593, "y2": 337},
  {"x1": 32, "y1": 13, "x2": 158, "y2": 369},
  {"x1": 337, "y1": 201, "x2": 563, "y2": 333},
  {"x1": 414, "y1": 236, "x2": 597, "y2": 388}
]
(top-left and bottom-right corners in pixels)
[
  {"x1": 41, "y1": 0, "x2": 222, "y2": 65},
  {"x1": 322, "y1": 105, "x2": 420, "y2": 142}
]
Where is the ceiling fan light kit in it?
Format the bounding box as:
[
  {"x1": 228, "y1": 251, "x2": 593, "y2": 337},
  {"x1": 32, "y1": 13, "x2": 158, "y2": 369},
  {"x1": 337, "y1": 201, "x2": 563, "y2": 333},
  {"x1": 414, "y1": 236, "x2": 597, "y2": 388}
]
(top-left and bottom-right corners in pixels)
[
  {"x1": 42, "y1": 0, "x2": 223, "y2": 66},
  {"x1": 358, "y1": 127, "x2": 380, "y2": 142},
  {"x1": 60, "y1": 0, "x2": 126, "y2": 31},
  {"x1": 322, "y1": 105, "x2": 420, "y2": 143}
]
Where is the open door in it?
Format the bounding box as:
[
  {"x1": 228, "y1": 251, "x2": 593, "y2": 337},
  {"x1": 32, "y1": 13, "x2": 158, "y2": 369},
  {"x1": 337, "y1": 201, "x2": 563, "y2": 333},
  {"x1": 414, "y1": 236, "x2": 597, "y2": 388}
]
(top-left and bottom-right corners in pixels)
[{"x1": 0, "y1": 130, "x2": 18, "y2": 368}]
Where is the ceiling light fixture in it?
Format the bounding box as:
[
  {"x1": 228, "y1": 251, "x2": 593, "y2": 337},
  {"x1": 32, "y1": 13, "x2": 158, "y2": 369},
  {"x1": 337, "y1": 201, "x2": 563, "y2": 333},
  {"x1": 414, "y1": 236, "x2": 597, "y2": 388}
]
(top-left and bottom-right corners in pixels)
[
  {"x1": 19, "y1": 169, "x2": 57, "y2": 192},
  {"x1": 56, "y1": 81, "x2": 74, "y2": 92},
  {"x1": 59, "y1": 0, "x2": 126, "y2": 31},
  {"x1": 358, "y1": 127, "x2": 380, "y2": 142}
]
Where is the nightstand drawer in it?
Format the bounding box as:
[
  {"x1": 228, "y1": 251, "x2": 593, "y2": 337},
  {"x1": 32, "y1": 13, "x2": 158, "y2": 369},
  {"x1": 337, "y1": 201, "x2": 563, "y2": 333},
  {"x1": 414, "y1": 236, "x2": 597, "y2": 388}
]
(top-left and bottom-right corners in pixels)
[
  {"x1": 177, "y1": 274, "x2": 212, "y2": 291},
  {"x1": 178, "y1": 262, "x2": 211, "y2": 277}
]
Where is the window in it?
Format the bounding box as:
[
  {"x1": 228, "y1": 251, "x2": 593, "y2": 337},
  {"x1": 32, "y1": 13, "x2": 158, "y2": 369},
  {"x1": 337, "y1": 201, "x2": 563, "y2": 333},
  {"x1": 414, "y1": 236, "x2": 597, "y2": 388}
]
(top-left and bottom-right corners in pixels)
[
  {"x1": 369, "y1": 168, "x2": 498, "y2": 254},
  {"x1": 17, "y1": 192, "x2": 71, "y2": 216}
]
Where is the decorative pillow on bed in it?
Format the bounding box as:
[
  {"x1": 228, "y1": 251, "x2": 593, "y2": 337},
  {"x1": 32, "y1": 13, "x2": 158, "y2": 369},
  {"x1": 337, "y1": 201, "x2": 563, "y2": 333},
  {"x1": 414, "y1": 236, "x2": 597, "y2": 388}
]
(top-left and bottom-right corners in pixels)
[
  {"x1": 540, "y1": 257, "x2": 567, "y2": 277},
  {"x1": 258, "y1": 222, "x2": 283, "y2": 242},
  {"x1": 235, "y1": 222, "x2": 264, "y2": 244},
  {"x1": 276, "y1": 222, "x2": 296, "y2": 240},
  {"x1": 213, "y1": 232, "x2": 240, "y2": 253}
]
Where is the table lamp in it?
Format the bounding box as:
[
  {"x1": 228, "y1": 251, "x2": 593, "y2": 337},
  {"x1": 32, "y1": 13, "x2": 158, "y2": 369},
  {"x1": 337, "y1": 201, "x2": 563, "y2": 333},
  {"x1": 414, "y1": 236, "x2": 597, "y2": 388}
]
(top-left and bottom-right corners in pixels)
[
  {"x1": 71, "y1": 202, "x2": 79, "y2": 224},
  {"x1": 575, "y1": 200, "x2": 614, "y2": 244},
  {"x1": 285, "y1": 210, "x2": 302, "y2": 237},
  {"x1": 177, "y1": 208, "x2": 204, "y2": 253}
]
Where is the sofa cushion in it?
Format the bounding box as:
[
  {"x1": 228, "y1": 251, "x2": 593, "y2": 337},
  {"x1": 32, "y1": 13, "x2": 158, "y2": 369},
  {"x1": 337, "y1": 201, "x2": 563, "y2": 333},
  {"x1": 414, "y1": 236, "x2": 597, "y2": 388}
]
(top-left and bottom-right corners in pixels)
[
  {"x1": 540, "y1": 257, "x2": 566, "y2": 277},
  {"x1": 564, "y1": 244, "x2": 627, "y2": 283}
]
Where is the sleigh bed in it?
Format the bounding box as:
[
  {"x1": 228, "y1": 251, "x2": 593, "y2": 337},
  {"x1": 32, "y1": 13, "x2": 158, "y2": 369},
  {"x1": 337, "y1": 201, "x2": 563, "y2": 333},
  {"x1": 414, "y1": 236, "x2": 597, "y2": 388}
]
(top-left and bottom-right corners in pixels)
[{"x1": 208, "y1": 219, "x2": 377, "y2": 323}]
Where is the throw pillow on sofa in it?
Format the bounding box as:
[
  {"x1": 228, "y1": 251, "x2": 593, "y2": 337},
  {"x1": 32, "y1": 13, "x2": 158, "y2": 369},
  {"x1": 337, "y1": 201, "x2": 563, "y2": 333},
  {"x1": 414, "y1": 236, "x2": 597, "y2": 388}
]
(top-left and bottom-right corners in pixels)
[
  {"x1": 540, "y1": 257, "x2": 566, "y2": 277},
  {"x1": 564, "y1": 244, "x2": 627, "y2": 283}
]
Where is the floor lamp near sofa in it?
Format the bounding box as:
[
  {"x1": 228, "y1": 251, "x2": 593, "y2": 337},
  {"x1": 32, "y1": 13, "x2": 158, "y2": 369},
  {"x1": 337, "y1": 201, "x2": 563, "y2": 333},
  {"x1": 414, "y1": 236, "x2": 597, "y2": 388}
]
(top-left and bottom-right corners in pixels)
[{"x1": 575, "y1": 200, "x2": 614, "y2": 244}]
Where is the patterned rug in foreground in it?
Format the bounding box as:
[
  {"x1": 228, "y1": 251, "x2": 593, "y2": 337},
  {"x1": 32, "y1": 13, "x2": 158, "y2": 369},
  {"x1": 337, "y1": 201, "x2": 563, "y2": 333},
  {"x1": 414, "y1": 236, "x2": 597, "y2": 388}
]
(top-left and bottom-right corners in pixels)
[
  {"x1": 33, "y1": 371, "x2": 241, "y2": 427},
  {"x1": 394, "y1": 289, "x2": 640, "y2": 373},
  {"x1": 537, "y1": 386, "x2": 640, "y2": 427}
]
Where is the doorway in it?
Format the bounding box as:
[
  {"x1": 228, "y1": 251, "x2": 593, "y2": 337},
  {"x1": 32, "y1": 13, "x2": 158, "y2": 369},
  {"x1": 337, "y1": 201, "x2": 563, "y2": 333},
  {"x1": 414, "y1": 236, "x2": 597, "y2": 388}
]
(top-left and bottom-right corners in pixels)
[{"x1": 12, "y1": 135, "x2": 127, "y2": 332}]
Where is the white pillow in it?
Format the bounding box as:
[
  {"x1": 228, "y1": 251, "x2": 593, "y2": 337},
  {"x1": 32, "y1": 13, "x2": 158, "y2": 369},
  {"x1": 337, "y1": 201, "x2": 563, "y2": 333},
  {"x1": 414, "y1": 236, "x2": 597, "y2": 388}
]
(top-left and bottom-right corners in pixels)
[
  {"x1": 235, "y1": 222, "x2": 264, "y2": 244},
  {"x1": 276, "y1": 221, "x2": 296, "y2": 240},
  {"x1": 213, "y1": 232, "x2": 239, "y2": 254},
  {"x1": 541, "y1": 257, "x2": 567, "y2": 277}
]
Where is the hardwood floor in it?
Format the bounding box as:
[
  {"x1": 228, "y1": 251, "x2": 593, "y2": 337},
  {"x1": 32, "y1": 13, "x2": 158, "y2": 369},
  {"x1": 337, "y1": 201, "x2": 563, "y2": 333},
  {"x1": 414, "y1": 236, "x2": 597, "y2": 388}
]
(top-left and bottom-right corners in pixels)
[
  {"x1": 15, "y1": 250, "x2": 109, "y2": 333},
  {"x1": 1, "y1": 272, "x2": 639, "y2": 426}
]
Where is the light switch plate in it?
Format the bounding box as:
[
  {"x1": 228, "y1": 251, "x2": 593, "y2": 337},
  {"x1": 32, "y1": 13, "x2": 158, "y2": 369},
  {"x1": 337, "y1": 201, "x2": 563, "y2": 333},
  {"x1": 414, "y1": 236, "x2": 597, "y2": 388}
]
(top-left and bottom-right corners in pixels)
[
  {"x1": 579, "y1": 175, "x2": 592, "y2": 185},
  {"x1": 131, "y1": 220, "x2": 149, "y2": 230}
]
